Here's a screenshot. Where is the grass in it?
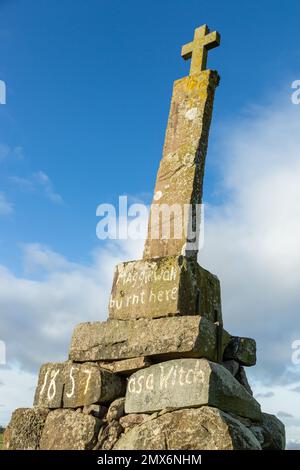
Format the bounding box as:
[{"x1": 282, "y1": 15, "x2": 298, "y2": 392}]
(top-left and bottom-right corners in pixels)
[{"x1": 0, "y1": 433, "x2": 3, "y2": 450}]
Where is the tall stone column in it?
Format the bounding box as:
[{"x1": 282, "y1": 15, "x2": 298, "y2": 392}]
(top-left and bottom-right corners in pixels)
[{"x1": 143, "y1": 70, "x2": 219, "y2": 259}]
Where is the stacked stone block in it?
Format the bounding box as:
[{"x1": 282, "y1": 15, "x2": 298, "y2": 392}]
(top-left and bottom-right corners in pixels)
[{"x1": 4, "y1": 255, "x2": 285, "y2": 450}]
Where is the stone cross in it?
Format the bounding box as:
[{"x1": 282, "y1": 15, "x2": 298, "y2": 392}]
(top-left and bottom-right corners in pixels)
[
  {"x1": 143, "y1": 25, "x2": 221, "y2": 260},
  {"x1": 181, "y1": 24, "x2": 220, "y2": 75}
]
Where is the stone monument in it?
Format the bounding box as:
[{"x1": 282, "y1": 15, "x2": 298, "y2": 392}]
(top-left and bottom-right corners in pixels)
[{"x1": 4, "y1": 25, "x2": 285, "y2": 451}]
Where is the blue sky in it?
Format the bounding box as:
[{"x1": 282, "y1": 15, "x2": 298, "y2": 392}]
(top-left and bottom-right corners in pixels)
[{"x1": 1, "y1": 0, "x2": 300, "y2": 447}]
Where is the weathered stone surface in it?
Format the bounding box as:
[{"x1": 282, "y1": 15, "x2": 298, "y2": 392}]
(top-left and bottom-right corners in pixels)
[
  {"x1": 250, "y1": 413, "x2": 285, "y2": 450},
  {"x1": 98, "y1": 356, "x2": 152, "y2": 376},
  {"x1": 34, "y1": 363, "x2": 65, "y2": 408},
  {"x1": 224, "y1": 336, "x2": 256, "y2": 366},
  {"x1": 125, "y1": 358, "x2": 261, "y2": 421},
  {"x1": 106, "y1": 398, "x2": 125, "y2": 422},
  {"x1": 3, "y1": 407, "x2": 49, "y2": 450},
  {"x1": 40, "y1": 409, "x2": 100, "y2": 450},
  {"x1": 114, "y1": 407, "x2": 261, "y2": 450},
  {"x1": 236, "y1": 366, "x2": 253, "y2": 395},
  {"x1": 34, "y1": 362, "x2": 125, "y2": 408},
  {"x1": 109, "y1": 256, "x2": 221, "y2": 323},
  {"x1": 98, "y1": 420, "x2": 123, "y2": 450},
  {"x1": 182, "y1": 25, "x2": 220, "y2": 76},
  {"x1": 83, "y1": 404, "x2": 107, "y2": 419},
  {"x1": 63, "y1": 363, "x2": 125, "y2": 407},
  {"x1": 69, "y1": 317, "x2": 230, "y2": 363},
  {"x1": 119, "y1": 413, "x2": 153, "y2": 430},
  {"x1": 222, "y1": 359, "x2": 240, "y2": 377},
  {"x1": 195, "y1": 263, "x2": 222, "y2": 323},
  {"x1": 143, "y1": 70, "x2": 219, "y2": 259},
  {"x1": 221, "y1": 361, "x2": 253, "y2": 395}
]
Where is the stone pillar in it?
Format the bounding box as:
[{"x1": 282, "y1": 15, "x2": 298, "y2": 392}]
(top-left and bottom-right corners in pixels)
[{"x1": 143, "y1": 70, "x2": 220, "y2": 260}]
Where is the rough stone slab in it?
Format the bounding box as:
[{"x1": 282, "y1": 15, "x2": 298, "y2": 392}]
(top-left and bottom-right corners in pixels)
[
  {"x1": 114, "y1": 407, "x2": 261, "y2": 450},
  {"x1": 63, "y1": 363, "x2": 125, "y2": 407},
  {"x1": 33, "y1": 363, "x2": 65, "y2": 408},
  {"x1": 69, "y1": 317, "x2": 230, "y2": 363},
  {"x1": 63, "y1": 362, "x2": 102, "y2": 408},
  {"x1": 98, "y1": 420, "x2": 123, "y2": 450},
  {"x1": 250, "y1": 413, "x2": 285, "y2": 450},
  {"x1": 83, "y1": 404, "x2": 107, "y2": 419},
  {"x1": 34, "y1": 362, "x2": 125, "y2": 408},
  {"x1": 224, "y1": 336, "x2": 256, "y2": 366},
  {"x1": 98, "y1": 357, "x2": 152, "y2": 376},
  {"x1": 221, "y1": 360, "x2": 240, "y2": 377},
  {"x1": 236, "y1": 366, "x2": 253, "y2": 395},
  {"x1": 109, "y1": 256, "x2": 221, "y2": 323},
  {"x1": 125, "y1": 358, "x2": 261, "y2": 421},
  {"x1": 40, "y1": 409, "x2": 101, "y2": 450},
  {"x1": 106, "y1": 398, "x2": 125, "y2": 422},
  {"x1": 3, "y1": 407, "x2": 49, "y2": 450},
  {"x1": 143, "y1": 71, "x2": 220, "y2": 259},
  {"x1": 119, "y1": 414, "x2": 153, "y2": 430}
]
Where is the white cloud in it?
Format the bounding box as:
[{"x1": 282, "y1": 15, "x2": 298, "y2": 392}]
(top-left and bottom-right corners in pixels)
[
  {"x1": 22, "y1": 243, "x2": 75, "y2": 273},
  {"x1": 0, "y1": 241, "x2": 143, "y2": 425},
  {"x1": 200, "y1": 98, "x2": 300, "y2": 382},
  {"x1": 250, "y1": 379, "x2": 300, "y2": 445},
  {"x1": 0, "y1": 238, "x2": 144, "y2": 425},
  {"x1": 0, "y1": 239, "x2": 144, "y2": 370},
  {"x1": 0, "y1": 247, "x2": 101, "y2": 379},
  {"x1": 0, "y1": 368, "x2": 37, "y2": 426},
  {"x1": 0, "y1": 192, "x2": 13, "y2": 215}
]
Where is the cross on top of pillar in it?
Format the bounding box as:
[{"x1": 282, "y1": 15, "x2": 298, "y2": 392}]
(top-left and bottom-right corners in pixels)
[{"x1": 181, "y1": 24, "x2": 220, "y2": 76}]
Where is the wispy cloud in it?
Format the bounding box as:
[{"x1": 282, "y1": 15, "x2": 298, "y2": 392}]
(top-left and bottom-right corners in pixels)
[
  {"x1": 290, "y1": 386, "x2": 300, "y2": 394},
  {"x1": 9, "y1": 176, "x2": 34, "y2": 192},
  {"x1": 0, "y1": 144, "x2": 24, "y2": 161},
  {"x1": 34, "y1": 171, "x2": 63, "y2": 204},
  {"x1": 277, "y1": 411, "x2": 294, "y2": 419},
  {"x1": 255, "y1": 391, "x2": 274, "y2": 399},
  {"x1": 287, "y1": 441, "x2": 300, "y2": 450},
  {"x1": 10, "y1": 171, "x2": 63, "y2": 204},
  {"x1": 0, "y1": 192, "x2": 13, "y2": 215},
  {"x1": 1, "y1": 144, "x2": 62, "y2": 205},
  {"x1": 22, "y1": 243, "x2": 76, "y2": 274}
]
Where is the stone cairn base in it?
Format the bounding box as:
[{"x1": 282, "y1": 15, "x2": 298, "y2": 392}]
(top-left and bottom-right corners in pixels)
[{"x1": 4, "y1": 256, "x2": 285, "y2": 450}]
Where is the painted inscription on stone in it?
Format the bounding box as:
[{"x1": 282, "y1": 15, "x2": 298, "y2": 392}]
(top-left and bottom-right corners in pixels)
[
  {"x1": 125, "y1": 358, "x2": 262, "y2": 421},
  {"x1": 34, "y1": 362, "x2": 123, "y2": 408},
  {"x1": 108, "y1": 257, "x2": 194, "y2": 320},
  {"x1": 127, "y1": 360, "x2": 205, "y2": 395},
  {"x1": 110, "y1": 263, "x2": 178, "y2": 309},
  {"x1": 34, "y1": 363, "x2": 65, "y2": 408}
]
